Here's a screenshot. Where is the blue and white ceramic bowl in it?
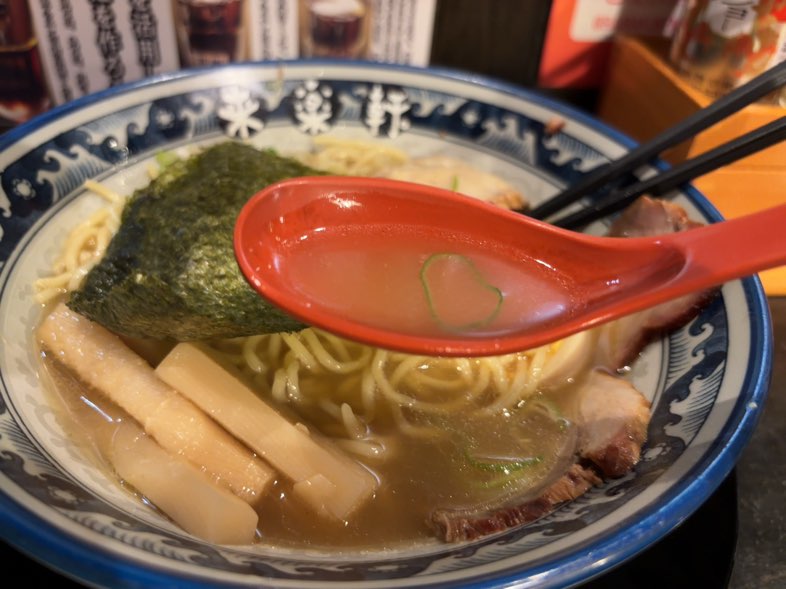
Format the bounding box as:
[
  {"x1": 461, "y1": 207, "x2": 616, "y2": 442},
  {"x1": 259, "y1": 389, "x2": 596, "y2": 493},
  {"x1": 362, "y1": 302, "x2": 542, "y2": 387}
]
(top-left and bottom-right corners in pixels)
[{"x1": 0, "y1": 62, "x2": 772, "y2": 588}]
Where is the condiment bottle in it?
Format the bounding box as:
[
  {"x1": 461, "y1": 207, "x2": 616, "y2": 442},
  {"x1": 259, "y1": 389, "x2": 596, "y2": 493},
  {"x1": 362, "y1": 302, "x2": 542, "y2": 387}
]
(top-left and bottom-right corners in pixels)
[{"x1": 669, "y1": 0, "x2": 786, "y2": 99}]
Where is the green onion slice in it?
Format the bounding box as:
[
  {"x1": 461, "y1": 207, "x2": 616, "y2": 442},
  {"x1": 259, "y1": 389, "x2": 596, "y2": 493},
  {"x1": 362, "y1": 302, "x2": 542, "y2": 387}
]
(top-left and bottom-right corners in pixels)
[
  {"x1": 465, "y1": 452, "x2": 543, "y2": 473},
  {"x1": 155, "y1": 150, "x2": 179, "y2": 169},
  {"x1": 420, "y1": 253, "x2": 504, "y2": 332}
]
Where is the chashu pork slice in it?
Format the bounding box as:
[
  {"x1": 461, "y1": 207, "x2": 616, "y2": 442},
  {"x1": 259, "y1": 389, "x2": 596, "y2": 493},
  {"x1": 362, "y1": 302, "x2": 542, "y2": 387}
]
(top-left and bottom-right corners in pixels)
[
  {"x1": 576, "y1": 370, "x2": 651, "y2": 478},
  {"x1": 430, "y1": 371, "x2": 648, "y2": 542},
  {"x1": 595, "y1": 196, "x2": 720, "y2": 369},
  {"x1": 431, "y1": 463, "x2": 602, "y2": 543},
  {"x1": 430, "y1": 196, "x2": 721, "y2": 543}
]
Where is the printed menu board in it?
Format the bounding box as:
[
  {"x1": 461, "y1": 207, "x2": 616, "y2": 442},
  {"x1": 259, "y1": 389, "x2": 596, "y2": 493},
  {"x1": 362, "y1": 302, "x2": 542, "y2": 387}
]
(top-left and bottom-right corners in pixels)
[
  {"x1": 174, "y1": 0, "x2": 435, "y2": 64},
  {"x1": 0, "y1": 0, "x2": 436, "y2": 127},
  {"x1": 29, "y1": 0, "x2": 180, "y2": 105}
]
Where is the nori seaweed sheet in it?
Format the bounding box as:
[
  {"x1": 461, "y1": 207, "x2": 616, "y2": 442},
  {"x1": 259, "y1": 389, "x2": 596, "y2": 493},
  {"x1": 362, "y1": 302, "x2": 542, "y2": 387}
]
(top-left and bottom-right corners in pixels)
[{"x1": 68, "y1": 142, "x2": 321, "y2": 340}]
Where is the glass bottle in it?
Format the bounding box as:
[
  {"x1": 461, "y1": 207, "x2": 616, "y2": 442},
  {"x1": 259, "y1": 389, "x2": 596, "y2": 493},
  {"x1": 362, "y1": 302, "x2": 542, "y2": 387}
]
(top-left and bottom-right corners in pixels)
[
  {"x1": 669, "y1": 0, "x2": 786, "y2": 99},
  {"x1": 0, "y1": 0, "x2": 50, "y2": 126}
]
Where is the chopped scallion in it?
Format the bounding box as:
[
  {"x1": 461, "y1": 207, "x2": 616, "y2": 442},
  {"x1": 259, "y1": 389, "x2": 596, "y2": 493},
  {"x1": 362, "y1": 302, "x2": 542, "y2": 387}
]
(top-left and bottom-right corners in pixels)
[
  {"x1": 155, "y1": 150, "x2": 179, "y2": 169},
  {"x1": 420, "y1": 253, "x2": 503, "y2": 331}
]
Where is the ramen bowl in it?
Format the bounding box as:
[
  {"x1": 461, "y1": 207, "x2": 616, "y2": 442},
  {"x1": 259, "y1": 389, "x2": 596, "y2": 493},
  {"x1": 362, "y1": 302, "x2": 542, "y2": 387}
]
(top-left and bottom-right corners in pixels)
[{"x1": 0, "y1": 62, "x2": 771, "y2": 588}]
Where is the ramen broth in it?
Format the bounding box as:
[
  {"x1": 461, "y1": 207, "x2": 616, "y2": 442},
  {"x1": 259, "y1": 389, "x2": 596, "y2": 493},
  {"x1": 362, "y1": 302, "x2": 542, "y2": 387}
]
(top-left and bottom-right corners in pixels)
[
  {"x1": 39, "y1": 327, "x2": 579, "y2": 549},
  {"x1": 282, "y1": 225, "x2": 578, "y2": 338}
]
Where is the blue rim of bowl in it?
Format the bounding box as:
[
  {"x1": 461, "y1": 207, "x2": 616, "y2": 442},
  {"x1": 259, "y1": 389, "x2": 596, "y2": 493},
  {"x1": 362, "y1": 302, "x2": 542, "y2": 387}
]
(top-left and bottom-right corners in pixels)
[{"x1": 0, "y1": 59, "x2": 773, "y2": 589}]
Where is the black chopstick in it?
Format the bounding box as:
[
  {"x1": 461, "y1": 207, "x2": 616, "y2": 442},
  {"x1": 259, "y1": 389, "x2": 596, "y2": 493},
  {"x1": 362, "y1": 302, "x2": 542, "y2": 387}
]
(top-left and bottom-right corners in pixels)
[
  {"x1": 549, "y1": 116, "x2": 786, "y2": 230},
  {"x1": 528, "y1": 60, "x2": 786, "y2": 221}
]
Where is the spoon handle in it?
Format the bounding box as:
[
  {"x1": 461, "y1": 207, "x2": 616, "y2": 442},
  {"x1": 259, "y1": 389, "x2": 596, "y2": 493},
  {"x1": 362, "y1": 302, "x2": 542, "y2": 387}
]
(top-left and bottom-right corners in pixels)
[{"x1": 665, "y1": 203, "x2": 786, "y2": 295}]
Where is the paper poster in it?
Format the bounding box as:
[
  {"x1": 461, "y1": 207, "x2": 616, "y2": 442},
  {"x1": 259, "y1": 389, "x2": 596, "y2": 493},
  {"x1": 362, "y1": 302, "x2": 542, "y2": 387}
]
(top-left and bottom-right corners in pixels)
[
  {"x1": 365, "y1": 0, "x2": 436, "y2": 65},
  {"x1": 171, "y1": 0, "x2": 436, "y2": 65},
  {"x1": 28, "y1": 0, "x2": 180, "y2": 105},
  {"x1": 11, "y1": 0, "x2": 436, "y2": 121}
]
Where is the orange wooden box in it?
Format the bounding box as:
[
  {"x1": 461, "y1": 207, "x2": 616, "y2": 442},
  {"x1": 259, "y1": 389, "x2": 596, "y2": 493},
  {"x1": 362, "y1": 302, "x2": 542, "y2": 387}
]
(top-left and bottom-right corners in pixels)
[{"x1": 597, "y1": 35, "x2": 786, "y2": 295}]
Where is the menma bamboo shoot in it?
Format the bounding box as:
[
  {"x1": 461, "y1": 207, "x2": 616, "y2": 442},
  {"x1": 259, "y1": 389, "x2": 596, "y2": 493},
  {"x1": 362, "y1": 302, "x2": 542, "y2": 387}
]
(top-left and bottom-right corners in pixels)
[
  {"x1": 156, "y1": 342, "x2": 377, "y2": 521},
  {"x1": 37, "y1": 303, "x2": 274, "y2": 503},
  {"x1": 110, "y1": 420, "x2": 259, "y2": 545}
]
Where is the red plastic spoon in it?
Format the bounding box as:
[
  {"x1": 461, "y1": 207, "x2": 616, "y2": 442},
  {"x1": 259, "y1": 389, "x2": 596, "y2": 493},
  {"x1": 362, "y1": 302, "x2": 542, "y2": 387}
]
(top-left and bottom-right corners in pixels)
[{"x1": 234, "y1": 176, "x2": 786, "y2": 357}]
